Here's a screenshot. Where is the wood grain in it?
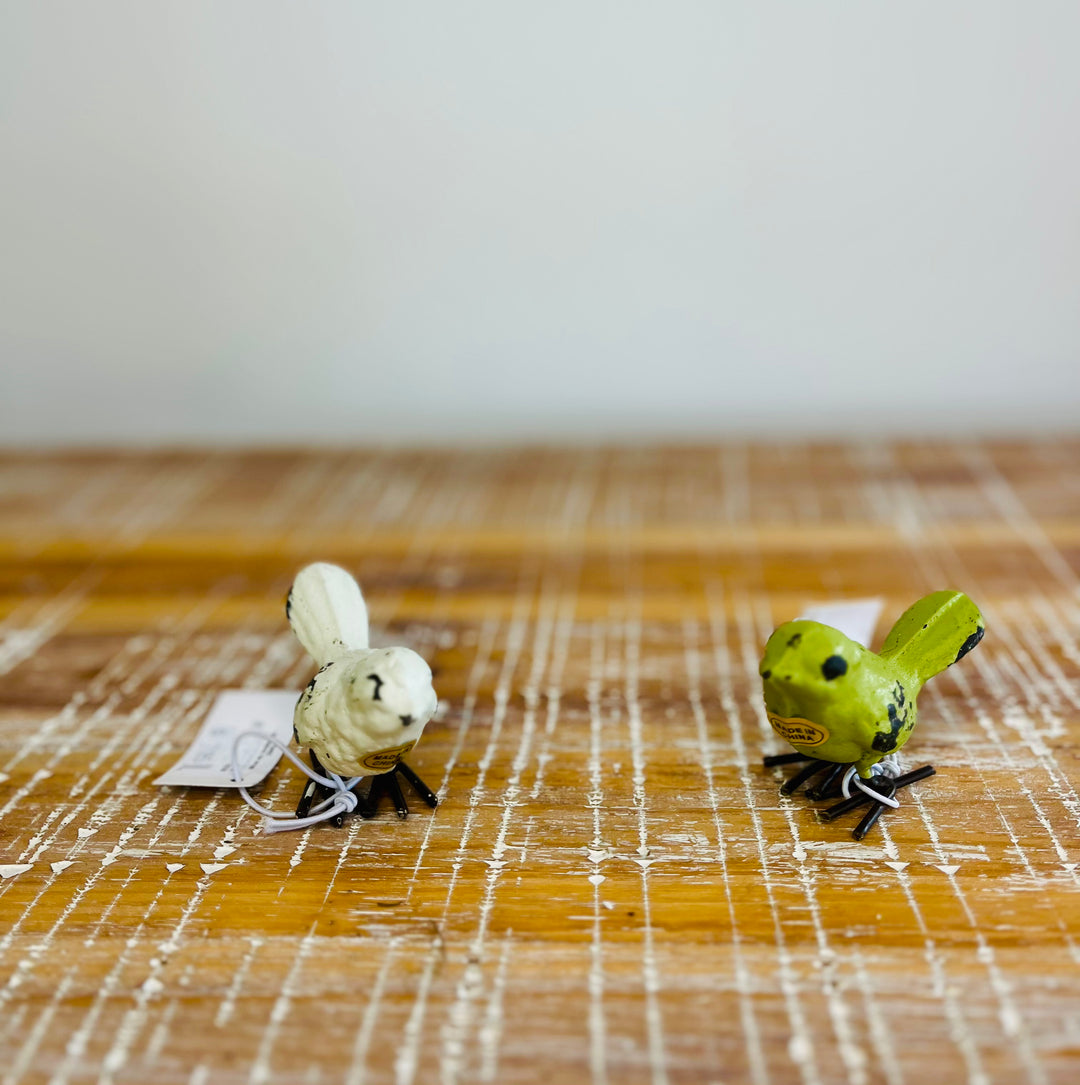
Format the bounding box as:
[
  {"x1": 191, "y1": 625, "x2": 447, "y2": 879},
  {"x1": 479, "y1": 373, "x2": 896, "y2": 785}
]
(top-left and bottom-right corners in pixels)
[{"x1": 1, "y1": 442, "x2": 1079, "y2": 1085}]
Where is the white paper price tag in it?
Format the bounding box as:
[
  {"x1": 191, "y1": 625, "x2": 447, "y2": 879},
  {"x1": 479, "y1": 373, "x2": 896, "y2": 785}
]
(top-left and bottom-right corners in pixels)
[
  {"x1": 798, "y1": 598, "x2": 883, "y2": 648},
  {"x1": 153, "y1": 689, "x2": 299, "y2": 789}
]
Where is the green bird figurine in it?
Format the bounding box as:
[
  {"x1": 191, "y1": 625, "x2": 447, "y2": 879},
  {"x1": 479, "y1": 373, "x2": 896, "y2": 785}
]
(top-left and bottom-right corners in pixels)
[{"x1": 760, "y1": 591, "x2": 985, "y2": 838}]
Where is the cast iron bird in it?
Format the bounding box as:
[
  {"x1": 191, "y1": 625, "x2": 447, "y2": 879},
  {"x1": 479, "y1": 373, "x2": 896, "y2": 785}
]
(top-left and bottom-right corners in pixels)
[
  {"x1": 760, "y1": 590, "x2": 985, "y2": 838},
  {"x1": 287, "y1": 562, "x2": 440, "y2": 821}
]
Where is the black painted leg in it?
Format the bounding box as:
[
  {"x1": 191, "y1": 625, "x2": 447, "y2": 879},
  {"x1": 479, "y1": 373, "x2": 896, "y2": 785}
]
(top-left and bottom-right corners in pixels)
[
  {"x1": 804, "y1": 761, "x2": 847, "y2": 801},
  {"x1": 763, "y1": 751, "x2": 813, "y2": 768},
  {"x1": 767, "y1": 755, "x2": 844, "y2": 799},
  {"x1": 356, "y1": 775, "x2": 384, "y2": 819},
  {"x1": 295, "y1": 758, "x2": 441, "y2": 826},
  {"x1": 397, "y1": 762, "x2": 439, "y2": 808},
  {"x1": 853, "y1": 797, "x2": 890, "y2": 841},
  {"x1": 779, "y1": 758, "x2": 834, "y2": 796},
  {"x1": 385, "y1": 772, "x2": 409, "y2": 819},
  {"x1": 296, "y1": 750, "x2": 336, "y2": 820},
  {"x1": 294, "y1": 776, "x2": 319, "y2": 820},
  {"x1": 818, "y1": 765, "x2": 936, "y2": 840},
  {"x1": 354, "y1": 763, "x2": 439, "y2": 818},
  {"x1": 767, "y1": 748, "x2": 936, "y2": 839}
]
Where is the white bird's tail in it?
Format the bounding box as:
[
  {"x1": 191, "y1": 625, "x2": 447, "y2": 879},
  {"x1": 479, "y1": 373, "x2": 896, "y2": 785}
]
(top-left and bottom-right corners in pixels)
[{"x1": 286, "y1": 563, "x2": 370, "y2": 665}]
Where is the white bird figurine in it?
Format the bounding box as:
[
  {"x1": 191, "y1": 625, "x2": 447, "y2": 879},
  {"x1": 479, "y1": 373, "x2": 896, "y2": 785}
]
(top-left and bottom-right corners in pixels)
[{"x1": 286, "y1": 562, "x2": 440, "y2": 820}]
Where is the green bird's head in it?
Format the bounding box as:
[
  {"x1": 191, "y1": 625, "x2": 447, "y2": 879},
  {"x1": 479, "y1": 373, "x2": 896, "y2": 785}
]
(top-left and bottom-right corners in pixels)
[{"x1": 759, "y1": 620, "x2": 866, "y2": 715}]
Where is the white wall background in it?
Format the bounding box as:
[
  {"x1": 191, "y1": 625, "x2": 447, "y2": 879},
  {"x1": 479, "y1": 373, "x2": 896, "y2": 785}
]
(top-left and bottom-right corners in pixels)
[{"x1": 1, "y1": 2, "x2": 1078, "y2": 444}]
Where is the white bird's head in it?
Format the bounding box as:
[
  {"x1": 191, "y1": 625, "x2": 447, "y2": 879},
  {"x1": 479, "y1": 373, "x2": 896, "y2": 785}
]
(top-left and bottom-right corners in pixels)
[{"x1": 346, "y1": 647, "x2": 438, "y2": 742}]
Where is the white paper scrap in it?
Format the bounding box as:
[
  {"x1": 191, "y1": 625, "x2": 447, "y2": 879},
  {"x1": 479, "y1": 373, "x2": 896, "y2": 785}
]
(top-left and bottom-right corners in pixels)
[
  {"x1": 798, "y1": 598, "x2": 884, "y2": 649},
  {"x1": 152, "y1": 689, "x2": 298, "y2": 789},
  {"x1": 0, "y1": 864, "x2": 32, "y2": 880}
]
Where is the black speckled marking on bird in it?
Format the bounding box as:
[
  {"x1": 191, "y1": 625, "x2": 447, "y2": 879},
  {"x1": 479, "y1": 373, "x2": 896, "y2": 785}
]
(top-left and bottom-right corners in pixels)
[
  {"x1": 872, "y1": 687, "x2": 909, "y2": 753},
  {"x1": 285, "y1": 589, "x2": 293, "y2": 621},
  {"x1": 787, "y1": 632, "x2": 803, "y2": 649},
  {"x1": 304, "y1": 661, "x2": 334, "y2": 696},
  {"x1": 368, "y1": 673, "x2": 384, "y2": 701},
  {"x1": 954, "y1": 625, "x2": 985, "y2": 664}
]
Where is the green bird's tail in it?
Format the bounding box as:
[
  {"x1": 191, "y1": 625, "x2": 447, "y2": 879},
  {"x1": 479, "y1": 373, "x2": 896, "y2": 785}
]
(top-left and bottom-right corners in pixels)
[{"x1": 878, "y1": 590, "x2": 985, "y2": 687}]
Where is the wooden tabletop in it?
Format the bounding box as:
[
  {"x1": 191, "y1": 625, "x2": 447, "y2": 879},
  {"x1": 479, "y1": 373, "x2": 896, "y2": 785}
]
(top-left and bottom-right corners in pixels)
[{"x1": 2, "y1": 443, "x2": 1080, "y2": 1085}]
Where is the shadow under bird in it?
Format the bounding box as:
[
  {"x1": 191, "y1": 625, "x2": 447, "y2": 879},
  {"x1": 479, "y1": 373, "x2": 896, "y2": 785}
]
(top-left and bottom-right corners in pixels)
[
  {"x1": 286, "y1": 562, "x2": 440, "y2": 823},
  {"x1": 760, "y1": 590, "x2": 985, "y2": 839}
]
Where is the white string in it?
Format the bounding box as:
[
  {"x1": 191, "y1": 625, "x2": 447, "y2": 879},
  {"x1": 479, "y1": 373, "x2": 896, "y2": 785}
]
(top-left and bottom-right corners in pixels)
[
  {"x1": 231, "y1": 731, "x2": 362, "y2": 833},
  {"x1": 874, "y1": 753, "x2": 902, "y2": 779},
  {"x1": 840, "y1": 763, "x2": 901, "y2": 809}
]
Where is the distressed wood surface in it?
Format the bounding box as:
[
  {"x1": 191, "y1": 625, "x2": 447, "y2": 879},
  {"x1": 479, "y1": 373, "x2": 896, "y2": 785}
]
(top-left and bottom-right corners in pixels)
[{"x1": 2, "y1": 443, "x2": 1080, "y2": 1085}]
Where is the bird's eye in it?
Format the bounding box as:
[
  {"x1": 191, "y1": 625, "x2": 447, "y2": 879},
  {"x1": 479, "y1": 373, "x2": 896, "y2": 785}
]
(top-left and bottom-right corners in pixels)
[
  {"x1": 821, "y1": 655, "x2": 848, "y2": 680},
  {"x1": 399, "y1": 714, "x2": 414, "y2": 727},
  {"x1": 367, "y1": 673, "x2": 384, "y2": 701}
]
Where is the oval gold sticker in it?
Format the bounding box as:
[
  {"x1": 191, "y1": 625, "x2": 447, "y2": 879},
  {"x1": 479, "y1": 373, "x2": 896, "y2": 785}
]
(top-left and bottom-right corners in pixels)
[
  {"x1": 360, "y1": 741, "x2": 416, "y2": 772},
  {"x1": 767, "y1": 712, "x2": 829, "y2": 748}
]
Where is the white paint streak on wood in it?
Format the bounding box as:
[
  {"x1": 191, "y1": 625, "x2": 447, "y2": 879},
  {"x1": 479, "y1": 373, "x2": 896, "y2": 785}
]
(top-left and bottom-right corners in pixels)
[
  {"x1": 146, "y1": 963, "x2": 194, "y2": 1064},
  {"x1": 247, "y1": 923, "x2": 319, "y2": 1085},
  {"x1": 110, "y1": 629, "x2": 313, "y2": 1076},
  {"x1": 402, "y1": 617, "x2": 499, "y2": 906},
  {"x1": 478, "y1": 931, "x2": 514, "y2": 1083},
  {"x1": 15, "y1": 798, "x2": 185, "y2": 1085},
  {"x1": 0, "y1": 569, "x2": 101, "y2": 677},
  {"x1": 960, "y1": 442, "x2": 1079, "y2": 594},
  {"x1": 1, "y1": 583, "x2": 242, "y2": 886},
  {"x1": 683, "y1": 620, "x2": 767, "y2": 1085},
  {"x1": 395, "y1": 935, "x2": 443, "y2": 1085},
  {"x1": 623, "y1": 611, "x2": 669, "y2": 1085},
  {"x1": 0, "y1": 634, "x2": 148, "y2": 784},
  {"x1": 439, "y1": 587, "x2": 561, "y2": 1085},
  {"x1": 45, "y1": 622, "x2": 283, "y2": 1083},
  {"x1": 908, "y1": 786, "x2": 1047, "y2": 1085},
  {"x1": 858, "y1": 445, "x2": 1054, "y2": 1078},
  {"x1": 881, "y1": 443, "x2": 1080, "y2": 979},
  {"x1": 0, "y1": 686, "x2": 208, "y2": 975},
  {"x1": 344, "y1": 938, "x2": 400, "y2": 1085},
  {"x1": 0, "y1": 455, "x2": 223, "y2": 688},
  {"x1": 875, "y1": 817, "x2": 988, "y2": 1085},
  {"x1": 746, "y1": 595, "x2": 869, "y2": 1085},
  {"x1": 586, "y1": 622, "x2": 609, "y2": 1085},
  {"x1": 215, "y1": 937, "x2": 265, "y2": 1029},
  {"x1": 714, "y1": 589, "x2": 823, "y2": 1085},
  {"x1": 396, "y1": 600, "x2": 530, "y2": 1085},
  {"x1": 849, "y1": 946, "x2": 904, "y2": 1085}
]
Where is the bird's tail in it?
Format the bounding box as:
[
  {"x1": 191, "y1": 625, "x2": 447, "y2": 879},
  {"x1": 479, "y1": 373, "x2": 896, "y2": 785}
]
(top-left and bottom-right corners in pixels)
[
  {"x1": 286, "y1": 562, "x2": 370, "y2": 665},
  {"x1": 878, "y1": 590, "x2": 984, "y2": 687}
]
